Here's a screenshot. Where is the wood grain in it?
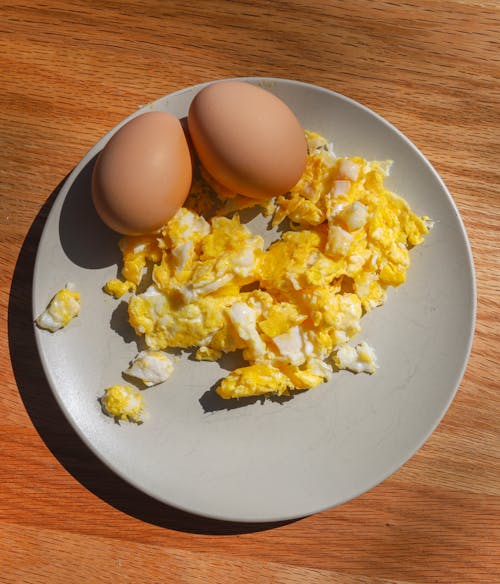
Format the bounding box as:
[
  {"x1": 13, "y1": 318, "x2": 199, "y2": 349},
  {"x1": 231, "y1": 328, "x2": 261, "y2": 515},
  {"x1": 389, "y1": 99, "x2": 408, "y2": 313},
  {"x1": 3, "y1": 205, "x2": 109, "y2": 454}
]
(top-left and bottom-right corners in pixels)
[{"x1": 1, "y1": 1, "x2": 499, "y2": 582}]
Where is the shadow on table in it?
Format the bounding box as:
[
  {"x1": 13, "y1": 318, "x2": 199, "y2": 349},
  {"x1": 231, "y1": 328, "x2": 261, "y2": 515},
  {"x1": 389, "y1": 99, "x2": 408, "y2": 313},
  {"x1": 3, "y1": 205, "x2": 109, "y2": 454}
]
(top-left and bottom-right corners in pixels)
[{"x1": 8, "y1": 172, "x2": 297, "y2": 536}]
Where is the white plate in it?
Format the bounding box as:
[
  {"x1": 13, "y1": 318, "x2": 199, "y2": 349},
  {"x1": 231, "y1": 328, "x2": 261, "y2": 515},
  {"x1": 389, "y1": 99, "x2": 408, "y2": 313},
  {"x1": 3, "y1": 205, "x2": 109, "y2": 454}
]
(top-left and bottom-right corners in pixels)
[{"x1": 33, "y1": 78, "x2": 475, "y2": 523}]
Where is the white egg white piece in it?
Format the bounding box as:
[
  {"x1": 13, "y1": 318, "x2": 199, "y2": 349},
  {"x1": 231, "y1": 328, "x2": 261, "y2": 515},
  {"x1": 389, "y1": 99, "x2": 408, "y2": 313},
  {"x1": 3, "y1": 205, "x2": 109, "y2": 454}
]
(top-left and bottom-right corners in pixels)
[
  {"x1": 335, "y1": 342, "x2": 378, "y2": 374},
  {"x1": 338, "y1": 159, "x2": 360, "y2": 181},
  {"x1": 339, "y1": 201, "x2": 368, "y2": 232},
  {"x1": 124, "y1": 350, "x2": 175, "y2": 387},
  {"x1": 272, "y1": 326, "x2": 307, "y2": 366},
  {"x1": 228, "y1": 302, "x2": 267, "y2": 360}
]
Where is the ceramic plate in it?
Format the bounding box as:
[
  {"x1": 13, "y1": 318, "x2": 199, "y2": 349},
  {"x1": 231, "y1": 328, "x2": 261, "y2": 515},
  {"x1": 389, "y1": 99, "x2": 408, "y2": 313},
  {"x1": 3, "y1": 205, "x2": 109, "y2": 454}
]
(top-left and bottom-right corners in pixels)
[{"x1": 32, "y1": 78, "x2": 475, "y2": 522}]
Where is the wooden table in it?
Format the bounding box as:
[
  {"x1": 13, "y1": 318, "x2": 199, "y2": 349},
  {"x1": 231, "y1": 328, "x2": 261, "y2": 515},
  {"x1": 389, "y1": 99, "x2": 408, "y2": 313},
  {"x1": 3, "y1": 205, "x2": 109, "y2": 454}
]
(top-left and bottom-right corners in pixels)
[{"x1": 1, "y1": 1, "x2": 498, "y2": 582}]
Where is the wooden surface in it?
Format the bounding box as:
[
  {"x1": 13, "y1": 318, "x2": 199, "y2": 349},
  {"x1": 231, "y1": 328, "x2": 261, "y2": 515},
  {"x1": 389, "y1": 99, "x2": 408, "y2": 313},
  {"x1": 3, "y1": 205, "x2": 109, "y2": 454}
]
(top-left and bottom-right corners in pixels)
[{"x1": 1, "y1": 1, "x2": 499, "y2": 582}]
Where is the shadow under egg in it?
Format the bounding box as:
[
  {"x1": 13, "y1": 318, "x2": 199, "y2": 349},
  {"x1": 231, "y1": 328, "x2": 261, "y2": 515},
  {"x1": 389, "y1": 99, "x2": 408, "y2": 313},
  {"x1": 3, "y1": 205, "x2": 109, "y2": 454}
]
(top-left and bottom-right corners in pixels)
[
  {"x1": 59, "y1": 153, "x2": 121, "y2": 269},
  {"x1": 109, "y1": 300, "x2": 138, "y2": 346},
  {"x1": 199, "y1": 382, "x2": 301, "y2": 413}
]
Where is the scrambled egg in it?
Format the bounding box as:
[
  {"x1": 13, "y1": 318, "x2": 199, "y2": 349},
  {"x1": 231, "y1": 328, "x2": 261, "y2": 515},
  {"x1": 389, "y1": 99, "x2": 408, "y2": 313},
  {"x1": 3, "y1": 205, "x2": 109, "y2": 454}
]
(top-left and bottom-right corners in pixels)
[
  {"x1": 36, "y1": 283, "x2": 80, "y2": 332},
  {"x1": 100, "y1": 384, "x2": 144, "y2": 423},
  {"x1": 105, "y1": 131, "x2": 430, "y2": 400}
]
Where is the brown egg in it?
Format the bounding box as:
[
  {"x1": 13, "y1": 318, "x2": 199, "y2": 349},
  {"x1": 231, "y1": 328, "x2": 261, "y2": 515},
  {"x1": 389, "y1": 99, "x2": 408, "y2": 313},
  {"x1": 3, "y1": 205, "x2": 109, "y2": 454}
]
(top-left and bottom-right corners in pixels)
[
  {"x1": 92, "y1": 111, "x2": 192, "y2": 235},
  {"x1": 187, "y1": 81, "x2": 307, "y2": 200}
]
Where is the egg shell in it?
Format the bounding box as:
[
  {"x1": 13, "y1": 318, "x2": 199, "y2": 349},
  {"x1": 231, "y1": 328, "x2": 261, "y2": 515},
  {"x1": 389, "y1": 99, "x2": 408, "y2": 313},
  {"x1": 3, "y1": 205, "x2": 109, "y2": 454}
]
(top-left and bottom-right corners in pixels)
[
  {"x1": 92, "y1": 111, "x2": 192, "y2": 235},
  {"x1": 187, "y1": 81, "x2": 307, "y2": 200}
]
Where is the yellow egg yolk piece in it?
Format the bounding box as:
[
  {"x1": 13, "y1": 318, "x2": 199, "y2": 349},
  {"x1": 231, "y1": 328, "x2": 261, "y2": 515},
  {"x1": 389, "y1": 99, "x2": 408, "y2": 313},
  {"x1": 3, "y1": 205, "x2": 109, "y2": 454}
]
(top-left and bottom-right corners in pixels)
[
  {"x1": 101, "y1": 385, "x2": 144, "y2": 423},
  {"x1": 217, "y1": 364, "x2": 294, "y2": 399}
]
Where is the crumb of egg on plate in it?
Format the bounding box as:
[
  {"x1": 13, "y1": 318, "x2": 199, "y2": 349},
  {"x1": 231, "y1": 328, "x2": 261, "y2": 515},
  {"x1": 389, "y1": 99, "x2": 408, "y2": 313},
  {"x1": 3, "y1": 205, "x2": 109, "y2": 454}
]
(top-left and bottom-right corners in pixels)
[
  {"x1": 35, "y1": 282, "x2": 81, "y2": 332},
  {"x1": 100, "y1": 384, "x2": 144, "y2": 424},
  {"x1": 124, "y1": 350, "x2": 175, "y2": 387},
  {"x1": 92, "y1": 81, "x2": 431, "y2": 421}
]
